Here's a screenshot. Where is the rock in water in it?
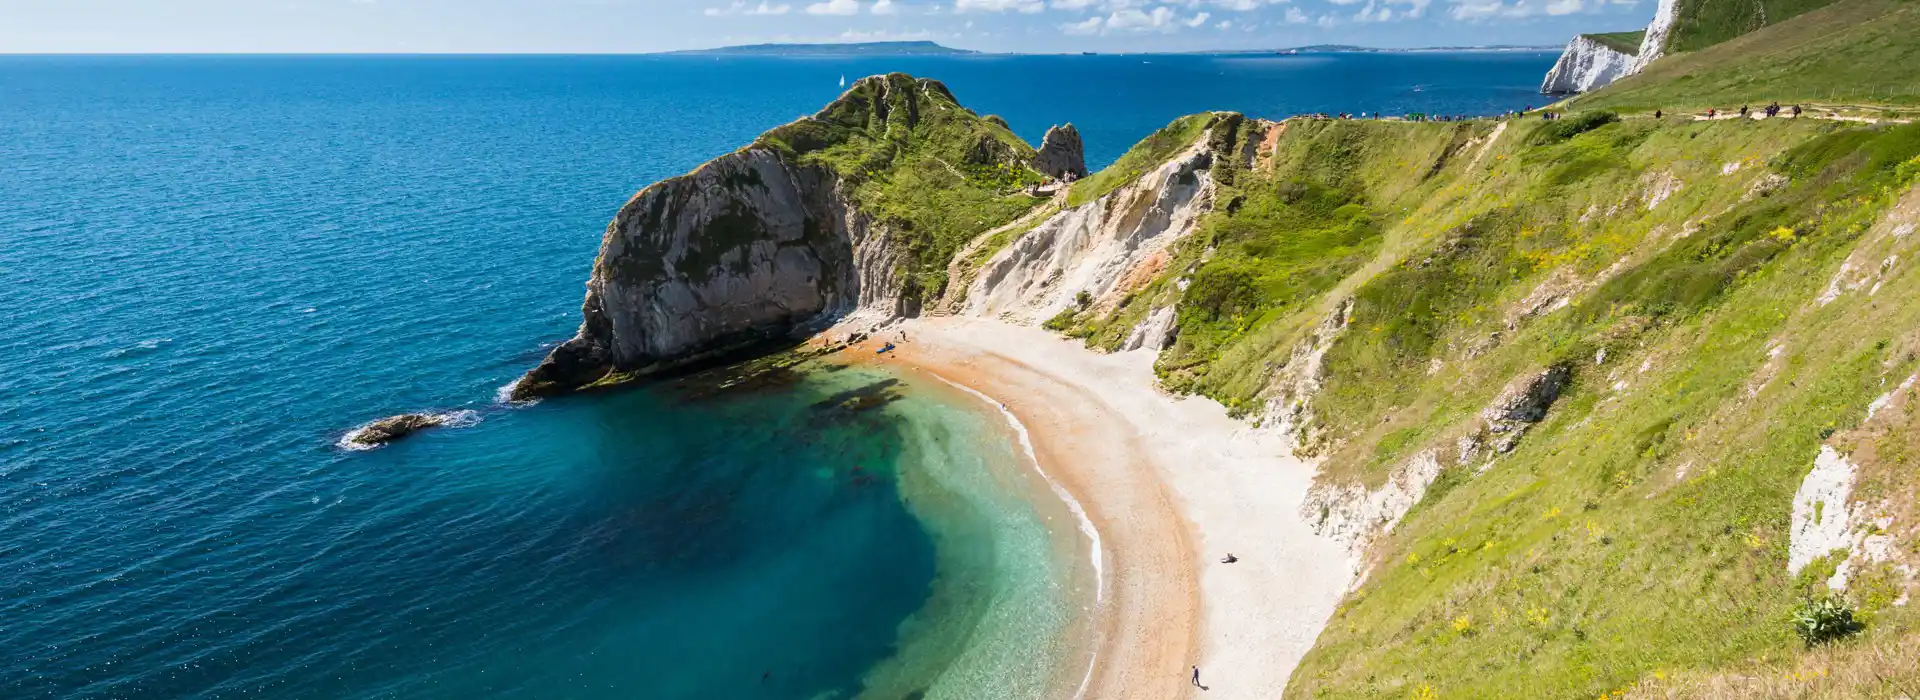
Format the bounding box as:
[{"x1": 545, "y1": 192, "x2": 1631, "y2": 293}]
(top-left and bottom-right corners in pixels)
[
  {"x1": 1034, "y1": 124, "x2": 1087, "y2": 180},
  {"x1": 342, "y1": 413, "x2": 453, "y2": 447}
]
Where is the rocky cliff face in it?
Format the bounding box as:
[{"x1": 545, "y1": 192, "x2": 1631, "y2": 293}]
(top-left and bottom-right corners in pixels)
[
  {"x1": 1629, "y1": 0, "x2": 1682, "y2": 73},
  {"x1": 961, "y1": 127, "x2": 1229, "y2": 325},
  {"x1": 515, "y1": 73, "x2": 1044, "y2": 399},
  {"x1": 1034, "y1": 124, "x2": 1087, "y2": 180},
  {"x1": 512, "y1": 149, "x2": 879, "y2": 399},
  {"x1": 1540, "y1": 35, "x2": 1637, "y2": 95}
]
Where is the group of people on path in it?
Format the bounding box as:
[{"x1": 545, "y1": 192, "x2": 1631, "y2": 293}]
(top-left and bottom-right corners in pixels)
[{"x1": 1702, "y1": 102, "x2": 1803, "y2": 119}]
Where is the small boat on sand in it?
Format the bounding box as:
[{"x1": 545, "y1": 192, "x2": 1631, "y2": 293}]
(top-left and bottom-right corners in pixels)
[{"x1": 877, "y1": 343, "x2": 896, "y2": 354}]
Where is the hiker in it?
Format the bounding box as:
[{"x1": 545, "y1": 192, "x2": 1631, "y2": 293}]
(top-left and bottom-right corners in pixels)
[
  {"x1": 1793, "y1": 105, "x2": 1803, "y2": 117},
  {"x1": 1221, "y1": 553, "x2": 1239, "y2": 564},
  {"x1": 1740, "y1": 105, "x2": 1749, "y2": 118},
  {"x1": 1707, "y1": 108, "x2": 1716, "y2": 118},
  {"x1": 1654, "y1": 109, "x2": 1663, "y2": 119},
  {"x1": 1192, "y1": 665, "x2": 1203, "y2": 688}
]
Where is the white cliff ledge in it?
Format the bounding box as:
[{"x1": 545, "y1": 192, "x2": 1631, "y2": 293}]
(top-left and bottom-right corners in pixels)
[{"x1": 1540, "y1": 35, "x2": 1638, "y2": 95}]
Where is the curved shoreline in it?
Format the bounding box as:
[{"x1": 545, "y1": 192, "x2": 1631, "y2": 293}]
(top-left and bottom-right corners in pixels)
[
  {"x1": 924, "y1": 373, "x2": 1107, "y2": 700},
  {"x1": 850, "y1": 317, "x2": 1355, "y2": 699}
]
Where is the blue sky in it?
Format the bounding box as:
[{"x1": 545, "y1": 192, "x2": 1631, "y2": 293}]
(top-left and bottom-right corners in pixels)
[{"x1": 0, "y1": 0, "x2": 1655, "y2": 53}]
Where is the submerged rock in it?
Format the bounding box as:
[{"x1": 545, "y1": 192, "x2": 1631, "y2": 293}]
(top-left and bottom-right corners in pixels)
[{"x1": 1034, "y1": 124, "x2": 1088, "y2": 180}]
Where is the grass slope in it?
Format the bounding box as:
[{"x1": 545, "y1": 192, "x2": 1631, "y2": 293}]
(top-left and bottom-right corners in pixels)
[
  {"x1": 1667, "y1": 0, "x2": 1843, "y2": 52},
  {"x1": 755, "y1": 73, "x2": 1047, "y2": 306},
  {"x1": 1576, "y1": 0, "x2": 1920, "y2": 111},
  {"x1": 1285, "y1": 115, "x2": 1920, "y2": 699},
  {"x1": 1584, "y1": 30, "x2": 1647, "y2": 55},
  {"x1": 1055, "y1": 107, "x2": 1920, "y2": 696}
]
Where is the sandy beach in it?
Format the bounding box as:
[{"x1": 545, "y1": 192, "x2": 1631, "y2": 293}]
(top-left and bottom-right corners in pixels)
[{"x1": 850, "y1": 317, "x2": 1354, "y2": 699}]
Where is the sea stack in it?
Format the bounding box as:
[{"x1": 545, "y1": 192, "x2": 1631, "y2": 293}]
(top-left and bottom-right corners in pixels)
[{"x1": 1034, "y1": 124, "x2": 1088, "y2": 180}]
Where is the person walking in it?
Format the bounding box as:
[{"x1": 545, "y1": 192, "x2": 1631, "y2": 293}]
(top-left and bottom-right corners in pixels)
[{"x1": 1191, "y1": 665, "x2": 1203, "y2": 688}]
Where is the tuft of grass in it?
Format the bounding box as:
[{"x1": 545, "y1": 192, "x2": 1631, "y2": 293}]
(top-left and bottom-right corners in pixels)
[{"x1": 1584, "y1": 30, "x2": 1647, "y2": 55}]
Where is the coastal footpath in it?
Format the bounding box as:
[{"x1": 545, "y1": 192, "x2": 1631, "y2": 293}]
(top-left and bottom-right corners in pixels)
[{"x1": 523, "y1": 0, "x2": 1920, "y2": 692}]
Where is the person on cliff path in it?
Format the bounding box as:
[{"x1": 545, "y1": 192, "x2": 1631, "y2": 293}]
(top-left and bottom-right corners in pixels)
[{"x1": 1654, "y1": 110, "x2": 1662, "y2": 119}]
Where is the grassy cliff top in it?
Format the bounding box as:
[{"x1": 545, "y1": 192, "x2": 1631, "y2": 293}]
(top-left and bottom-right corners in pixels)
[
  {"x1": 1575, "y1": 0, "x2": 1920, "y2": 111},
  {"x1": 1582, "y1": 30, "x2": 1646, "y2": 55},
  {"x1": 755, "y1": 73, "x2": 1048, "y2": 306}
]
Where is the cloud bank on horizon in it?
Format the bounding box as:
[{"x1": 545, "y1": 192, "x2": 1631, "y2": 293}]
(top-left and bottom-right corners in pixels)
[{"x1": 1, "y1": 0, "x2": 1653, "y2": 53}]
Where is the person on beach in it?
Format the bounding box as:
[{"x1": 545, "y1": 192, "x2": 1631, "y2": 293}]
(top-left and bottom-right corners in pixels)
[
  {"x1": 1221, "y1": 553, "x2": 1238, "y2": 564},
  {"x1": 1192, "y1": 665, "x2": 1203, "y2": 688}
]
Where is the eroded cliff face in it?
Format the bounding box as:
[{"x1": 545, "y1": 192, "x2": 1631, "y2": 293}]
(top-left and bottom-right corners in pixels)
[
  {"x1": 1540, "y1": 36, "x2": 1637, "y2": 95},
  {"x1": 513, "y1": 149, "x2": 882, "y2": 399},
  {"x1": 1629, "y1": 0, "x2": 1682, "y2": 72},
  {"x1": 515, "y1": 73, "x2": 1047, "y2": 398},
  {"x1": 962, "y1": 141, "x2": 1218, "y2": 325}
]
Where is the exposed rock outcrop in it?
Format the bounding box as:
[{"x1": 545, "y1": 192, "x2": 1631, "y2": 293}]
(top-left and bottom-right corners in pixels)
[
  {"x1": 1540, "y1": 35, "x2": 1637, "y2": 95},
  {"x1": 1629, "y1": 0, "x2": 1682, "y2": 73},
  {"x1": 513, "y1": 148, "x2": 876, "y2": 399},
  {"x1": 1478, "y1": 364, "x2": 1574, "y2": 454},
  {"x1": 515, "y1": 74, "x2": 1035, "y2": 399},
  {"x1": 961, "y1": 127, "x2": 1234, "y2": 324},
  {"x1": 1034, "y1": 124, "x2": 1088, "y2": 180},
  {"x1": 340, "y1": 411, "x2": 477, "y2": 449}
]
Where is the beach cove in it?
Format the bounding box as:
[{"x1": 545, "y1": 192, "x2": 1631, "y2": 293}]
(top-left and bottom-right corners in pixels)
[{"x1": 839, "y1": 318, "x2": 1355, "y2": 698}]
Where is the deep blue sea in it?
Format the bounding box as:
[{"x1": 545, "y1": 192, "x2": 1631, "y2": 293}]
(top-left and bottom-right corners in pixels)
[{"x1": 0, "y1": 52, "x2": 1555, "y2": 699}]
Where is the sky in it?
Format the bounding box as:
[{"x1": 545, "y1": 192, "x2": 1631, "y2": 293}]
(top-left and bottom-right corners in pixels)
[{"x1": 0, "y1": 0, "x2": 1657, "y2": 53}]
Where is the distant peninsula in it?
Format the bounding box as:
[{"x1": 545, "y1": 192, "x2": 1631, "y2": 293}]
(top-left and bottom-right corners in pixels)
[{"x1": 666, "y1": 41, "x2": 978, "y2": 57}]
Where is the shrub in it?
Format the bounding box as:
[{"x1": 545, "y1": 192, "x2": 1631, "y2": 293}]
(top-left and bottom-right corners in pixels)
[
  {"x1": 1791, "y1": 594, "x2": 1864, "y2": 646},
  {"x1": 1526, "y1": 111, "x2": 1621, "y2": 146}
]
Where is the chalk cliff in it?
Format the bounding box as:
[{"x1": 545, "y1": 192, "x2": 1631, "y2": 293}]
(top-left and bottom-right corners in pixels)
[{"x1": 1539, "y1": 35, "x2": 1637, "y2": 95}]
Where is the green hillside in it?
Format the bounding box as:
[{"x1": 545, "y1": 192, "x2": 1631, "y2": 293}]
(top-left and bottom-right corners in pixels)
[
  {"x1": 1583, "y1": 30, "x2": 1646, "y2": 55},
  {"x1": 1666, "y1": 0, "x2": 1845, "y2": 52},
  {"x1": 1050, "y1": 106, "x2": 1920, "y2": 696},
  {"x1": 1575, "y1": 0, "x2": 1920, "y2": 111},
  {"x1": 756, "y1": 73, "x2": 1048, "y2": 306}
]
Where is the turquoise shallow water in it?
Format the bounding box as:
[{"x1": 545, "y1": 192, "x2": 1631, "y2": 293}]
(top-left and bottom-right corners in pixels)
[{"x1": 0, "y1": 53, "x2": 1552, "y2": 698}]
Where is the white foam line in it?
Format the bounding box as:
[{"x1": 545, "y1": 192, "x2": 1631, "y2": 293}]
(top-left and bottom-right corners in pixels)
[{"x1": 927, "y1": 372, "x2": 1105, "y2": 700}]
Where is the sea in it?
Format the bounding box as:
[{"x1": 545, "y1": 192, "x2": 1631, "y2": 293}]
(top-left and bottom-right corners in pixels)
[{"x1": 0, "y1": 51, "x2": 1555, "y2": 699}]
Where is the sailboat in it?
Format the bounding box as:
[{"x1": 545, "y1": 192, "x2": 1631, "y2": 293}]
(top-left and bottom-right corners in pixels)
[{"x1": 839, "y1": 75, "x2": 846, "y2": 87}]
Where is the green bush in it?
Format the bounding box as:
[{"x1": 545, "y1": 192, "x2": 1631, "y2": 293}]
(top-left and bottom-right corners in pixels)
[
  {"x1": 1791, "y1": 594, "x2": 1865, "y2": 646},
  {"x1": 1526, "y1": 112, "x2": 1621, "y2": 147}
]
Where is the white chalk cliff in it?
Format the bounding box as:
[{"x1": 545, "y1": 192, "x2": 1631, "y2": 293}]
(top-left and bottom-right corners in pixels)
[{"x1": 1540, "y1": 35, "x2": 1638, "y2": 95}]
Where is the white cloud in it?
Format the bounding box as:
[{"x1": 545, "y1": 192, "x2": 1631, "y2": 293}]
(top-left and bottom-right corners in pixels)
[
  {"x1": 704, "y1": 1, "x2": 793, "y2": 16},
  {"x1": 806, "y1": 0, "x2": 861, "y2": 15},
  {"x1": 1062, "y1": 15, "x2": 1106, "y2": 33},
  {"x1": 839, "y1": 28, "x2": 944, "y2": 40},
  {"x1": 873, "y1": 0, "x2": 899, "y2": 12},
  {"x1": 1185, "y1": 10, "x2": 1212, "y2": 26},
  {"x1": 955, "y1": 0, "x2": 1046, "y2": 12},
  {"x1": 1447, "y1": 0, "x2": 1573, "y2": 19},
  {"x1": 1284, "y1": 5, "x2": 1309, "y2": 22},
  {"x1": 1216, "y1": 18, "x2": 1234, "y2": 29}
]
